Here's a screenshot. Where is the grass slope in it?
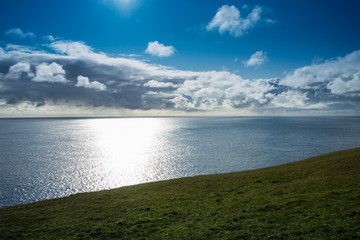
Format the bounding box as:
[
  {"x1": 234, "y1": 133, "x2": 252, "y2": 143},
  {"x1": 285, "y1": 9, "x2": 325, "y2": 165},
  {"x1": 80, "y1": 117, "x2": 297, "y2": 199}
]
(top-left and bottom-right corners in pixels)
[{"x1": 1, "y1": 148, "x2": 360, "y2": 239}]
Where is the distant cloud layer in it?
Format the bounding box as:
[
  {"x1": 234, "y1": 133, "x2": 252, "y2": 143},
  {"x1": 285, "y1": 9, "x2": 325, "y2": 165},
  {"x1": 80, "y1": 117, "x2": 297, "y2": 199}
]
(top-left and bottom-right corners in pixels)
[
  {"x1": 145, "y1": 41, "x2": 175, "y2": 57},
  {"x1": 5, "y1": 28, "x2": 36, "y2": 39},
  {"x1": 0, "y1": 39, "x2": 360, "y2": 116},
  {"x1": 206, "y1": 5, "x2": 273, "y2": 37}
]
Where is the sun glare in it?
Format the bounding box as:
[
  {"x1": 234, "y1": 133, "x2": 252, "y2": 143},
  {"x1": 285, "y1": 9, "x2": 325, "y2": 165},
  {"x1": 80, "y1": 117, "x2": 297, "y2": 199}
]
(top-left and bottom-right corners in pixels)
[
  {"x1": 112, "y1": 0, "x2": 140, "y2": 13},
  {"x1": 88, "y1": 118, "x2": 172, "y2": 186},
  {"x1": 116, "y1": 0, "x2": 131, "y2": 6}
]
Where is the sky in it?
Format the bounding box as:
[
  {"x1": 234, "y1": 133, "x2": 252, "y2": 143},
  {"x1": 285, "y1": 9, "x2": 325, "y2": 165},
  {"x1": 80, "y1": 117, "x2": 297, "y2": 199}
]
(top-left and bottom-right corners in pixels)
[{"x1": 0, "y1": 0, "x2": 360, "y2": 117}]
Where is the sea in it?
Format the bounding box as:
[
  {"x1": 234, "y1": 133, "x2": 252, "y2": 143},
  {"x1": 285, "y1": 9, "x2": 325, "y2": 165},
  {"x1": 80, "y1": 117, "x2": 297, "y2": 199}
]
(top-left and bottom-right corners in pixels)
[{"x1": 0, "y1": 116, "x2": 359, "y2": 208}]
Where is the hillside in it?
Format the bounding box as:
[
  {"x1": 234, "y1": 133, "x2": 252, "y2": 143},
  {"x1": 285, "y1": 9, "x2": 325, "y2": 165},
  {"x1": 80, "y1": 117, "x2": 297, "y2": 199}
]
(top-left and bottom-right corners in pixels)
[{"x1": 1, "y1": 148, "x2": 360, "y2": 239}]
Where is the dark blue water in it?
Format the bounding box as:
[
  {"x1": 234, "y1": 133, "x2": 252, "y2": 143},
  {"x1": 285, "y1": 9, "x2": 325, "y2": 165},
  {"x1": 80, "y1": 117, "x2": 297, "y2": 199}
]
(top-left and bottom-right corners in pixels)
[{"x1": 0, "y1": 117, "x2": 359, "y2": 208}]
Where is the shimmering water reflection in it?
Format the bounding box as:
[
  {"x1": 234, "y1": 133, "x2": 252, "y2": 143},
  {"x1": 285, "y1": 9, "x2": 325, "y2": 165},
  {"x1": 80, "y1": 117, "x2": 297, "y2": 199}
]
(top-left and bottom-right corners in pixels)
[
  {"x1": 89, "y1": 118, "x2": 181, "y2": 186},
  {"x1": 52, "y1": 118, "x2": 188, "y2": 194},
  {"x1": 1, "y1": 117, "x2": 360, "y2": 207}
]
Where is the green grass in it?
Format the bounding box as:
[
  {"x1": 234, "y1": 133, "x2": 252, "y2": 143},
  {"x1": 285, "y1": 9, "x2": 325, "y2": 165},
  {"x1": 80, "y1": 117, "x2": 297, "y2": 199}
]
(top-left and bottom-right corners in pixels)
[{"x1": 1, "y1": 148, "x2": 360, "y2": 239}]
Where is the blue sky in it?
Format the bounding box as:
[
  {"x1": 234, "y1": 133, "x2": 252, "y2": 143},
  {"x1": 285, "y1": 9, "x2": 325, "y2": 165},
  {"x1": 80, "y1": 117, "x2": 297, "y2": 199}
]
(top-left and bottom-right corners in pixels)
[{"x1": 0, "y1": 0, "x2": 360, "y2": 116}]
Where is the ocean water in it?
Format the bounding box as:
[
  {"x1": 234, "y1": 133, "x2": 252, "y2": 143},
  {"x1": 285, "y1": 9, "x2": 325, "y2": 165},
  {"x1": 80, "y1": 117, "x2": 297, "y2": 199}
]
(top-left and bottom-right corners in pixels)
[{"x1": 0, "y1": 116, "x2": 359, "y2": 208}]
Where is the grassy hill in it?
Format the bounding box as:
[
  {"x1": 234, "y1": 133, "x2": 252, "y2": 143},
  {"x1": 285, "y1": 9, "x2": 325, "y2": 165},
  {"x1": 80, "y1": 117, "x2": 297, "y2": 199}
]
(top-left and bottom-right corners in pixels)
[{"x1": 1, "y1": 148, "x2": 360, "y2": 239}]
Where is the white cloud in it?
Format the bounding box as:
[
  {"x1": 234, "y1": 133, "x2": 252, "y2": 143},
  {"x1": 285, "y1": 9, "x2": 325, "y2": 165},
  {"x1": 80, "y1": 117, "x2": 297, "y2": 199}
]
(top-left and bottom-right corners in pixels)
[
  {"x1": 50, "y1": 41, "x2": 93, "y2": 57},
  {"x1": 281, "y1": 50, "x2": 360, "y2": 92},
  {"x1": 327, "y1": 73, "x2": 360, "y2": 95},
  {"x1": 5, "y1": 28, "x2": 35, "y2": 39},
  {"x1": 144, "y1": 80, "x2": 177, "y2": 88},
  {"x1": 244, "y1": 50, "x2": 268, "y2": 67},
  {"x1": 272, "y1": 91, "x2": 310, "y2": 108},
  {"x1": 5, "y1": 44, "x2": 35, "y2": 53},
  {"x1": 206, "y1": 5, "x2": 263, "y2": 37},
  {"x1": 270, "y1": 91, "x2": 319, "y2": 109},
  {"x1": 32, "y1": 62, "x2": 68, "y2": 83},
  {"x1": 145, "y1": 41, "x2": 175, "y2": 57},
  {"x1": 76, "y1": 75, "x2": 107, "y2": 91},
  {"x1": 265, "y1": 19, "x2": 277, "y2": 24},
  {"x1": 5, "y1": 62, "x2": 33, "y2": 79},
  {"x1": 42, "y1": 35, "x2": 55, "y2": 41}
]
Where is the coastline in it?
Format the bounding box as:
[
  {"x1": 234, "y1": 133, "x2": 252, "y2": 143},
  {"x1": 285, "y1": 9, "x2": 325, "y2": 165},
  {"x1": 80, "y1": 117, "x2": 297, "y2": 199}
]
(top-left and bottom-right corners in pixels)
[{"x1": 1, "y1": 148, "x2": 359, "y2": 239}]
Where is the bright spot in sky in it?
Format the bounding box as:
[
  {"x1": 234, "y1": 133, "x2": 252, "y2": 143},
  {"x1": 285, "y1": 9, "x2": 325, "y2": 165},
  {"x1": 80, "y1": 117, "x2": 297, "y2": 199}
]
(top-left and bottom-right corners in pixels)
[
  {"x1": 112, "y1": 0, "x2": 140, "y2": 14},
  {"x1": 116, "y1": 0, "x2": 132, "y2": 6}
]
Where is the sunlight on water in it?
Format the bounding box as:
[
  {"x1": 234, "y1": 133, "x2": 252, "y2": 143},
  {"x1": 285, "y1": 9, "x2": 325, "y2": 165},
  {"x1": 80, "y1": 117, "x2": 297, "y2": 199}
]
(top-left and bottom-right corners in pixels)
[
  {"x1": 87, "y1": 118, "x2": 175, "y2": 187},
  {"x1": 1, "y1": 117, "x2": 360, "y2": 208}
]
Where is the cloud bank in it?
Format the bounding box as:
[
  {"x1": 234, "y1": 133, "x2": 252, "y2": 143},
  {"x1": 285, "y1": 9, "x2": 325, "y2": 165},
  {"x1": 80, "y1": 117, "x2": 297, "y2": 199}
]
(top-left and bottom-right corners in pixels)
[{"x1": 0, "y1": 40, "x2": 359, "y2": 116}]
